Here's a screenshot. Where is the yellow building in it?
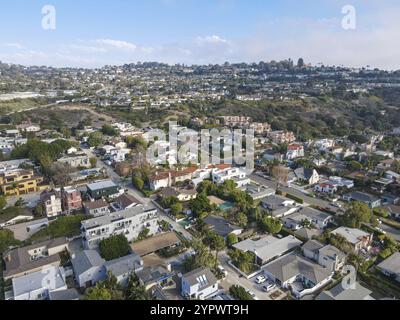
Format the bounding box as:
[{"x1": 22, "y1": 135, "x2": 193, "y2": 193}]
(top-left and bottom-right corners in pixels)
[{"x1": 0, "y1": 169, "x2": 44, "y2": 196}]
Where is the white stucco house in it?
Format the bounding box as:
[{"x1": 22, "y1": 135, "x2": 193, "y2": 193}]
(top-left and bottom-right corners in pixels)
[{"x1": 181, "y1": 267, "x2": 219, "y2": 300}]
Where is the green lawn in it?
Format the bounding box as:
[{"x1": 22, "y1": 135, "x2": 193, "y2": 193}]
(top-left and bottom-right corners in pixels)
[{"x1": 29, "y1": 214, "x2": 92, "y2": 242}]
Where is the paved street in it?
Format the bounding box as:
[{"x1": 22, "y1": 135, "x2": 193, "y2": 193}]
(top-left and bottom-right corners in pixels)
[{"x1": 250, "y1": 173, "x2": 340, "y2": 213}]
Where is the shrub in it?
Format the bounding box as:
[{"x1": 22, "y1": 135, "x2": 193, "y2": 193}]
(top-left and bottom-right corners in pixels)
[{"x1": 99, "y1": 234, "x2": 131, "y2": 261}]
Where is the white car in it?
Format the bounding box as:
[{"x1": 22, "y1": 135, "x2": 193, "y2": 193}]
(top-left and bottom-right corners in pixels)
[
  {"x1": 217, "y1": 265, "x2": 228, "y2": 277},
  {"x1": 246, "y1": 289, "x2": 259, "y2": 300},
  {"x1": 255, "y1": 275, "x2": 266, "y2": 284},
  {"x1": 263, "y1": 282, "x2": 276, "y2": 292}
]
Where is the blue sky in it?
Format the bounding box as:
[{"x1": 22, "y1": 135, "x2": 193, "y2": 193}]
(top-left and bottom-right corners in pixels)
[{"x1": 0, "y1": 0, "x2": 399, "y2": 69}]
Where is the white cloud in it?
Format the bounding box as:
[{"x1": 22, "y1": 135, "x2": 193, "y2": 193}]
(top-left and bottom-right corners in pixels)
[
  {"x1": 195, "y1": 35, "x2": 229, "y2": 45},
  {"x1": 94, "y1": 39, "x2": 137, "y2": 52}
]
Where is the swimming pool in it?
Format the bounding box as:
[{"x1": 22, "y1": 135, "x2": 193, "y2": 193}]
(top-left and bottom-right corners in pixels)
[{"x1": 219, "y1": 202, "x2": 234, "y2": 210}]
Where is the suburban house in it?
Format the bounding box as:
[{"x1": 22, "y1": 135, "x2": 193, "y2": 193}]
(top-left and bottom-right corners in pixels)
[
  {"x1": 377, "y1": 252, "x2": 400, "y2": 283},
  {"x1": 86, "y1": 180, "x2": 122, "y2": 200},
  {"x1": 243, "y1": 184, "x2": 275, "y2": 200},
  {"x1": 57, "y1": 153, "x2": 91, "y2": 168},
  {"x1": 260, "y1": 195, "x2": 298, "y2": 218},
  {"x1": 136, "y1": 265, "x2": 175, "y2": 291},
  {"x1": 3, "y1": 237, "x2": 69, "y2": 281},
  {"x1": 80, "y1": 205, "x2": 159, "y2": 249},
  {"x1": 159, "y1": 186, "x2": 197, "y2": 202},
  {"x1": 203, "y1": 215, "x2": 243, "y2": 238},
  {"x1": 71, "y1": 250, "x2": 144, "y2": 289},
  {"x1": 233, "y1": 235, "x2": 303, "y2": 266},
  {"x1": 342, "y1": 191, "x2": 381, "y2": 209},
  {"x1": 0, "y1": 169, "x2": 44, "y2": 196},
  {"x1": 314, "y1": 183, "x2": 337, "y2": 194},
  {"x1": 71, "y1": 250, "x2": 106, "y2": 288},
  {"x1": 286, "y1": 144, "x2": 305, "y2": 160},
  {"x1": 111, "y1": 193, "x2": 141, "y2": 211},
  {"x1": 328, "y1": 176, "x2": 355, "y2": 189},
  {"x1": 211, "y1": 167, "x2": 248, "y2": 185},
  {"x1": 104, "y1": 253, "x2": 144, "y2": 286},
  {"x1": 149, "y1": 167, "x2": 198, "y2": 191},
  {"x1": 293, "y1": 207, "x2": 334, "y2": 230},
  {"x1": 181, "y1": 267, "x2": 219, "y2": 300},
  {"x1": 83, "y1": 199, "x2": 110, "y2": 217},
  {"x1": 263, "y1": 252, "x2": 333, "y2": 299},
  {"x1": 316, "y1": 282, "x2": 374, "y2": 300},
  {"x1": 331, "y1": 227, "x2": 373, "y2": 253},
  {"x1": 11, "y1": 266, "x2": 67, "y2": 300},
  {"x1": 40, "y1": 189, "x2": 63, "y2": 218},
  {"x1": 294, "y1": 168, "x2": 320, "y2": 185},
  {"x1": 302, "y1": 240, "x2": 346, "y2": 272}
]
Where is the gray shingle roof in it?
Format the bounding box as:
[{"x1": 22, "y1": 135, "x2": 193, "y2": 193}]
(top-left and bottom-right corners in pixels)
[
  {"x1": 203, "y1": 215, "x2": 242, "y2": 237},
  {"x1": 263, "y1": 253, "x2": 332, "y2": 285},
  {"x1": 71, "y1": 250, "x2": 105, "y2": 277},
  {"x1": 104, "y1": 253, "x2": 143, "y2": 277},
  {"x1": 182, "y1": 267, "x2": 218, "y2": 289},
  {"x1": 316, "y1": 282, "x2": 373, "y2": 300}
]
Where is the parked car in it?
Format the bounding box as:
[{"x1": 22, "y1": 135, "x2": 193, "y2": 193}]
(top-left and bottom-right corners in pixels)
[
  {"x1": 262, "y1": 282, "x2": 276, "y2": 292},
  {"x1": 255, "y1": 275, "x2": 267, "y2": 284},
  {"x1": 217, "y1": 265, "x2": 228, "y2": 277},
  {"x1": 246, "y1": 289, "x2": 259, "y2": 300}
]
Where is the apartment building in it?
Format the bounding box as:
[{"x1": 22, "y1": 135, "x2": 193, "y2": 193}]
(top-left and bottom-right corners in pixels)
[
  {"x1": 268, "y1": 130, "x2": 296, "y2": 144},
  {"x1": 81, "y1": 205, "x2": 159, "y2": 249},
  {"x1": 0, "y1": 169, "x2": 43, "y2": 196},
  {"x1": 40, "y1": 190, "x2": 63, "y2": 218},
  {"x1": 60, "y1": 187, "x2": 83, "y2": 214}
]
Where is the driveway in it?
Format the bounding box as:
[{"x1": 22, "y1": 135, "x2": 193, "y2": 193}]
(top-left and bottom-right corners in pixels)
[{"x1": 218, "y1": 251, "x2": 272, "y2": 300}]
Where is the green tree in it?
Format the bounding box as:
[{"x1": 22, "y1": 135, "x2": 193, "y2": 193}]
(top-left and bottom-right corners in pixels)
[
  {"x1": 226, "y1": 233, "x2": 239, "y2": 246},
  {"x1": 189, "y1": 192, "x2": 213, "y2": 218},
  {"x1": 261, "y1": 216, "x2": 282, "y2": 234},
  {"x1": 236, "y1": 212, "x2": 248, "y2": 228},
  {"x1": 85, "y1": 273, "x2": 123, "y2": 300},
  {"x1": 99, "y1": 234, "x2": 131, "y2": 261},
  {"x1": 125, "y1": 274, "x2": 152, "y2": 300},
  {"x1": 229, "y1": 285, "x2": 253, "y2": 300},
  {"x1": 89, "y1": 157, "x2": 98, "y2": 168},
  {"x1": 341, "y1": 201, "x2": 373, "y2": 228},
  {"x1": 88, "y1": 132, "x2": 103, "y2": 148},
  {"x1": 132, "y1": 176, "x2": 145, "y2": 191},
  {"x1": 170, "y1": 203, "x2": 183, "y2": 216},
  {"x1": 101, "y1": 124, "x2": 119, "y2": 136},
  {"x1": 0, "y1": 229, "x2": 20, "y2": 253},
  {"x1": 209, "y1": 233, "x2": 226, "y2": 267}
]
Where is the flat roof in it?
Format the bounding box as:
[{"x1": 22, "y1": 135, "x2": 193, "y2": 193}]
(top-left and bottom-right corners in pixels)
[
  {"x1": 131, "y1": 232, "x2": 181, "y2": 257},
  {"x1": 234, "y1": 235, "x2": 303, "y2": 263},
  {"x1": 87, "y1": 180, "x2": 118, "y2": 191},
  {"x1": 81, "y1": 204, "x2": 157, "y2": 230}
]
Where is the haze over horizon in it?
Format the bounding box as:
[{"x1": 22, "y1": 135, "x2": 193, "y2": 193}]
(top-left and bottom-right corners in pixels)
[{"x1": 1, "y1": 0, "x2": 400, "y2": 70}]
